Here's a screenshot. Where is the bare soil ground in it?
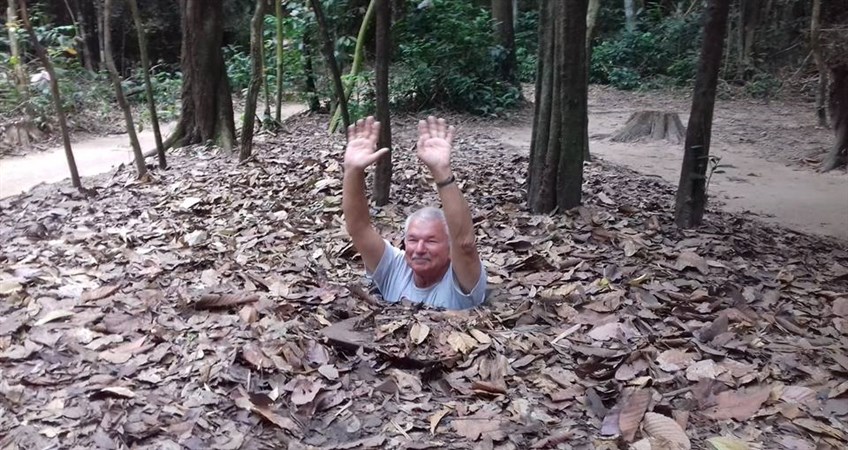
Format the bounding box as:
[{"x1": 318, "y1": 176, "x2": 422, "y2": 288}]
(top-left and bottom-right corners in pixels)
[{"x1": 479, "y1": 85, "x2": 848, "y2": 241}]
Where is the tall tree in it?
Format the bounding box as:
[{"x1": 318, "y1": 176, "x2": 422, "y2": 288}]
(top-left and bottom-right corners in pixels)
[
  {"x1": 72, "y1": 0, "x2": 100, "y2": 71},
  {"x1": 17, "y1": 0, "x2": 82, "y2": 189},
  {"x1": 6, "y1": 2, "x2": 27, "y2": 98},
  {"x1": 372, "y1": 0, "x2": 392, "y2": 206},
  {"x1": 308, "y1": 0, "x2": 350, "y2": 129},
  {"x1": 128, "y1": 0, "x2": 166, "y2": 169},
  {"x1": 176, "y1": 0, "x2": 237, "y2": 151},
  {"x1": 527, "y1": 0, "x2": 589, "y2": 213},
  {"x1": 104, "y1": 0, "x2": 147, "y2": 179},
  {"x1": 492, "y1": 0, "x2": 517, "y2": 85},
  {"x1": 329, "y1": 0, "x2": 376, "y2": 133},
  {"x1": 275, "y1": 0, "x2": 285, "y2": 122},
  {"x1": 674, "y1": 0, "x2": 731, "y2": 228},
  {"x1": 810, "y1": 0, "x2": 828, "y2": 128},
  {"x1": 302, "y1": 33, "x2": 320, "y2": 112},
  {"x1": 623, "y1": 0, "x2": 636, "y2": 32},
  {"x1": 240, "y1": 0, "x2": 266, "y2": 162}
]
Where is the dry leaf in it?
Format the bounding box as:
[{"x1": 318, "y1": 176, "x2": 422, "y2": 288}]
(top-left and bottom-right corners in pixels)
[
  {"x1": 447, "y1": 331, "x2": 477, "y2": 354},
  {"x1": 430, "y1": 407, "x2": 451, "y2": 434},
  {"x1": 81, "y1": 284, "x2": 120, "y2": 302},
  {"x1": 468, "y1": 329, "x2": 492, "y2": 344},
  {"x1": 409, "y1": 322, "x2": 430, "y2": 345},
  {"x1": 642, "y1": 412, "x2": 691, "y2": 450},
  {"x1": 194, "y1": 293, "x2": 259, "y2": 310},
  {"x1": 34, "y1": 310, "x2": 74, "y2": 326},
  {"x1": 619, "y1": 389, "x2": 652, "y2": 442},
  {"x1": 318, "y1": 364, "x2": 339, "y2": 380},
  {"x1": 676, "y1": 251, "x2": 709, "y2": 274},
  {"x1": 706, "y1": 436, "x2": 750, "y2": 450},
  {"x1": 702, "y1": 386, "x2": 771, "y2": 421},
  {"x1": 779, "y1": 386, "x2": 817, "y2": 407},
  {"x1": 290, "y1": 378, "x2": 323, "y2": 405},
  {"x1": 831, "y1": 297, "x2": 848, "y2": 317},
  {"x1": 96, "y1": 387, "x2": 136, "y2": 399},
  {"x1": 656, "y1": 349, "x2": 695, "y2": 372},
  {"x1": 685, "y1": 359, "x2": 723, "y2": 381},
  {"x1": 452, "y1": 417, "x2": 503, "y2": 441}
]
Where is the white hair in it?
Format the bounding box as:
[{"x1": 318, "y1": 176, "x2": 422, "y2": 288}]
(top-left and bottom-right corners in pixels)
[{"x1": 403, "y1": 206, "x2": 449, "y2": 237}]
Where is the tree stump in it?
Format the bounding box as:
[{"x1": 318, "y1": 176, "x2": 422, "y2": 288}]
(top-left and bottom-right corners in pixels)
[
  {"x1": 1, "y1": 120, "x2": 44, "y2": 152},
  {"x1": 611, "y1": 111, "x2": 686, "y2": 144}
]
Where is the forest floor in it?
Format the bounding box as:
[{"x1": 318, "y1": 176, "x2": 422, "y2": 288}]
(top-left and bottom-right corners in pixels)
[
  {"x1": 0, "y1": 91, "x2": 847, "y2": 449},
  {"x1": 3, "y1": 88, "x2": 845, "y2": 240}
]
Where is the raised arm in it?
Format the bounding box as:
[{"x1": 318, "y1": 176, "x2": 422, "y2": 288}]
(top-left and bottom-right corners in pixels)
[
  {"x1": 342, "y1": 116, "x2": 390, "y2": 272},
  {"x1": 416, "y1": 116, "x2": 481, "y2": 294}
]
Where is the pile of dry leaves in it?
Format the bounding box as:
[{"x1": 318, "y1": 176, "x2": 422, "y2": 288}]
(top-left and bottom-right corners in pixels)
[{"x1": 1, "y1": 113, "x2": 846, "y2": 449}]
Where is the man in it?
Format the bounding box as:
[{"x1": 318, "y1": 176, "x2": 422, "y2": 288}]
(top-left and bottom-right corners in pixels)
[{"x1": 342, "y1": 116, "x2": 486, "y2": 310}]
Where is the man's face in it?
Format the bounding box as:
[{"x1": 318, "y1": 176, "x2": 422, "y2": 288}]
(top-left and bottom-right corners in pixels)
[{"x1": 404, "y1": 218, "x2": 451, "y2": 281}]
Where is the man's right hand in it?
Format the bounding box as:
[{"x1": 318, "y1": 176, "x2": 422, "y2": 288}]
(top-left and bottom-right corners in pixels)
[{"x1": 345, "y1": 116, "x2": 389, "y2": 171}]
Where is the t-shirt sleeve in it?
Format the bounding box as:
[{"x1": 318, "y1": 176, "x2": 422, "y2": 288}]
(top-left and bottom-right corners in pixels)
[
  {"x1": 366, "y1": 240, "x2": 405, "y2": 302},
  {"x1": 447, "y1": 261, "x2": 487, "y2": 310}
]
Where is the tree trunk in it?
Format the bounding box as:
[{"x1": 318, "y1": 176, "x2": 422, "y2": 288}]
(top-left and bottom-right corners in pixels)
[
  {"x1": 178, "y1": 0, "x2": 236, "y2": 151},
  {"x1": 6, "y1": 2, "x2": 27, "y2": 98},
  {"x1": 624, "y1": 0, "x2": 636, "y2": 32},
  {"x1": 128, "y1": 0, "x2": 166, "y2": 169},
  {"x1": 240, "y1": 0, "x2": 265, "y2": 162},
  {"x1": 104, "y1": 0, "x2": 147, "y2": 179},
  {"x1": 372, "y1": 0, "x2": 392, "y2": 206},
  {"x1": 528, "y1": 0, "x2": 589, "y2": 213},
  {"x1": 95, "y1": 0, "x2": 106, "y2": 70},
  {"x1": 329, "y1": 0, "x2": 376, "y2": 133},
  {"x1": 586, "y1": 0, "x2": 601, "y2": 58},
  {"x1": 492, "y1": 0, "x2": 517, "y2": 85},
  {"x1": 275, "y1": 0, "x2": 285, "y2": 122},
  {"x1": 17, "y1": 0, "x2": 81, "y2": 189},
  {"x1": 821, "y1": 66, "x2": 848, "y2": 172},
  {"x1": 309, "y1": 0, "x2": 350, "y2": 129},
  {"x1": 811, "y1": 0, "x2": 828, "y2": 128},
  {"x1": 76, "y1": 0, "x2": 100, "y2": 71},
  {"x1": 737, "y1": 0, "x2": 762, "y2": 80},
  {"x1": 674, "y1": 0, "x2": 731, "y2": 228},
  {"x1": 612, "y1": 111, "x2": 685, "y2": 144},
  {"x1": 302, "y1": 33, "x2": 320, "y2": 112}
]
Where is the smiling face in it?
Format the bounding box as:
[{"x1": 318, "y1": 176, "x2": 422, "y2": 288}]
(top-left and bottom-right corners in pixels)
[{"x1": 404, "y1": 218, "x2": 451, "y2": 287}]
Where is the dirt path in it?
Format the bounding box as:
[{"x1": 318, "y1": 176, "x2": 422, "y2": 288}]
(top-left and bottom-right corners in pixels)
[
  {"x1": 0, "y1": 103, "x2": 307, "y2": 198},
  {"x1": 491, "y1": 89, "x2": 848, "y2": 241}
]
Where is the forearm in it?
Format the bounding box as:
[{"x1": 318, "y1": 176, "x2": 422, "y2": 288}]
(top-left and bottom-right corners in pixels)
[
  {"x1": 433, "y1": 169, "x2": 475, "y2": 247},
  {"x1": 342, "y1": 168, "x2": 372, "y2": 237}
]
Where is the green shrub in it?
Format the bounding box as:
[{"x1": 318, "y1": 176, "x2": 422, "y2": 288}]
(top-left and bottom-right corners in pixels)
[
  {"x1": 392, "y1": 0, "x2": 520, "y2": 115},
  {"x1": 590, "y1": 11, "x2": 702, "y2": 89}
]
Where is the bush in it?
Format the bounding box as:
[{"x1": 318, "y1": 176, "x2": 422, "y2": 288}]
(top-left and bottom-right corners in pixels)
[
  {"x1": 590, "y1": 11, "x2": 702, "y2": 89},
  {"x1": 391, "y1": 0, "x2": 520, "y2": 115}
]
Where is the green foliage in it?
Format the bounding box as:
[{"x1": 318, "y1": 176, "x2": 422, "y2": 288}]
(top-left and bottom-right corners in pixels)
[
  {"x1": 744, "y1": 72, "x2": 781, "y2": 99},
  {"x1": 514, "y1": 9, "x2": 539, "y2": 83},
  {"x1": 392, "y1": 0, "x2": 520, "y2": 116},
  {"x1": 590, "y1": 11, "x2": 702, "y2": 90}
]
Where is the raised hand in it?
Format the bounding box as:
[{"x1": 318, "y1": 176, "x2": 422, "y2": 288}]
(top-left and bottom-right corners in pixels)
[
  {"x1": 344, "y1": 116, "x2": 389, "y2": 171},
  {"x1": 416, "y1": 116, "x2": 455, "y2": 178}
]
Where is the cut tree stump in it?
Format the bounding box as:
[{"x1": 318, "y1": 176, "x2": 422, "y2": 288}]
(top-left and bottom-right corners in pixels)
[{"x1": 611, "y1": 110, "x2": 685, "y2": 144}]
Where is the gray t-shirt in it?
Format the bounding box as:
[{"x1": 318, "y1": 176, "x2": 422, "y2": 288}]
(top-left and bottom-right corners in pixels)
[{"x1": 367, "y1": 241, "x2": 486, "y2": 310}]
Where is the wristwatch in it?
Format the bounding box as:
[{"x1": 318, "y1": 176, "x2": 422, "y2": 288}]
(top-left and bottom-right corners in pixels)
[{"x1": 436, "y1": 174, "x2": 456, "y2": 188}]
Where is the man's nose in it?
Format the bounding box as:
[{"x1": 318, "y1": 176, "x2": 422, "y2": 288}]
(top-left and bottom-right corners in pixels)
[{"x1": 414, "y1": 240, "x2": 426, "y2": 253}]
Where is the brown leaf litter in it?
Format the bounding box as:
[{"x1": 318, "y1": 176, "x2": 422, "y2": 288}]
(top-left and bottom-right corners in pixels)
[{"x1": 0, "y1": 113, "x2": 846, "y2": 449}]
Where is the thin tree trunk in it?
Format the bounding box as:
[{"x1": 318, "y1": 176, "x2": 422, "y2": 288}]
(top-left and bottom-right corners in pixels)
[
  {"x1": 822, "y1": 66, "x2": 848, "y2": 172},
  {"x1": 240, "y1": 0, "x2": 265, "y2": 162},
  {"x1": 586, "y1": 0, "x2": 601, "y2": 57},
  {"x1": 95, "y1": 0, "x2": 106, "y2": 71},
  {"x1": 275, "y1": 0, "x2": 285, "y2": 122},
  {"x1": 308, "y1": 0, "x2": 350, "y2": 129},
  {"x1": 76, "y1": 0, "x2": 100, "y2": 71},
  {"x1": 372, "y1": 0, "x2": 392, "y2": 206},
  {"x1": 624, "y1": 0, "x2": 636, "y2": 32},
  {"x1": 674, "y1": 0, "x2": 731, "y2": 228},
  {"x1": 18, "y1": 0, "x2": 81, "y2": 189},
  {"x1": 810, "y1": 0, "x2": 828, "y2": 128},
  {"x1": 128, "y1": 0, "x2": 166, "y2": 169},
  {"x1": 302, "y1": 33, "x2": 320, "y2": 112},
  {"x1": 104, "y1": 0, "x2": 147, "y2": 179},
  {"x1": 262, "y1": 25, "x2": 273, "y2": 125},
  {"x1": 492, "y1": 0, "x2": 517, "y2": 85},
  {"x1": 329, "y1": 0, "x2": 376, "y2": 133},
  {"x1": 7, "y1": 2, "x2": 27, "y2": 98}
]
